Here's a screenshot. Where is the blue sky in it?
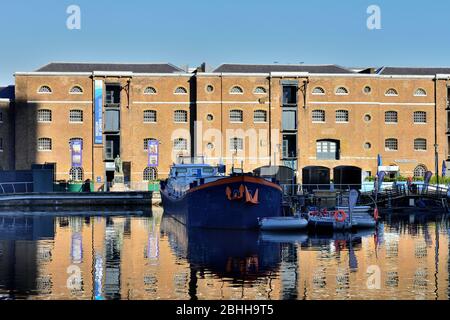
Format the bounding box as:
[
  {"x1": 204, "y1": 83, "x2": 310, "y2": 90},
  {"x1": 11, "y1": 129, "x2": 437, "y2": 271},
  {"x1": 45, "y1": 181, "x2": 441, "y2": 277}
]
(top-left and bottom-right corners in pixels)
[{"x1": 0, "y1": 0, "x2": 449, "y2": 85}]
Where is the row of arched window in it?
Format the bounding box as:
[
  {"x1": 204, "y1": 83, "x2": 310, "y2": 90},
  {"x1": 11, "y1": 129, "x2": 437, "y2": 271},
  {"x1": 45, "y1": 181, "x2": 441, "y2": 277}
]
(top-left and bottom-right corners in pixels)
[
  {"x1": 68, "y1": 167, "x2": 160, "y2": 182},
  {"x1": 384, "y1": 138, "x2": 428, "y2": 151},
  {"x1": 311, "y1": 110, "x2": 427, "y2": 124},
  {"x1": 311, "y1": 86, "x2": 428, "y2": 97},
  {"x1": 38, "y1": 85, "x2": 84, "y2": 94},
  {"x1": 37, "y1": 109, "x2": 84, "y2": 123},
  {"x1": 37, "y1": 138, "x2": 84, "y2": 151}
]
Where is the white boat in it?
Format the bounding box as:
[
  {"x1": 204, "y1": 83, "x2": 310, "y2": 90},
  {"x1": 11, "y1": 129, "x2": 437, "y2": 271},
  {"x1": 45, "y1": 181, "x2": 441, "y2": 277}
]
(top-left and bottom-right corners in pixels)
[
  {"x1": 307, "y1": 208, "x2": 376, "y2": 230},
  {"x1": 259, "y1": 215, "x2": 308, "y2": 231}
]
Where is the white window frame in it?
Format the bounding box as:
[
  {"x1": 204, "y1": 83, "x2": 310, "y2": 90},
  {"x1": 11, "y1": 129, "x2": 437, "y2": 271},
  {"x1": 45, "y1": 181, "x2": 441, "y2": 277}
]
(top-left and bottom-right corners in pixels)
[
  {"x1": 230, "y1": 86, "x2": 244, "y2": 95},
  {"x1": 413, "y1": 111, "x2": 427, "y2": 124},
  {"x1": 174, "y1": 110, "x2": 188, "y2": 123},
  {"x1": 385, "y1": 111, "x2": 398, "y2": 124},
  {"x1": 144, "y1": 87, "x2": 157, "y2": 95},
  {"x1": 144, "y1": 110, "x2": 157, "y2": 123},
  {"x1": 414, "y1": 88, "x2": 427, "y2": 97},
  {"x1": 37, "y1": 138, "x2": 52, "y2": 152},
  {"x1": 229, "y1": 109, "x2": 244, "y2": 123},
  {"x1": 69, "y1": 110, "x2": 83, "y2": 123},
  {"x1": 254, "y1": 87, "x2": 267, "y2": 94},
  {"x1": 174, "y1": 87, "x2": 188, "y2": 95},
  {"x1": 335, "y1": 87, "x2": 349, "y2": 95},
  {"x1": 69, "y1": 86, "x2": 83, "y2": 94},
  {"x1": 385, "y1": 88, "x2": 399, "y2": 97},
  {"x1": 312, "y1": 87, "x2": 325, "y2": 95},
  {"x1": 312, "y1": 110, "x2": 326, "y2": 123},
  {"x1": 335, "y1": 110, "x2": 349, "y2": 123},
  {"x1": 37, "y1": 86, "x2": 52, "y2": 94},
  {"x1": 37, "y1": 109, "x2": 52, "y2": 123}
]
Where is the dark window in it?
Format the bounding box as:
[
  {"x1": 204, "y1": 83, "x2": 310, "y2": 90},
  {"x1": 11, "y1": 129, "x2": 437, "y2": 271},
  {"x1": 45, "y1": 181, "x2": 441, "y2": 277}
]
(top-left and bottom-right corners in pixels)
[
  {"x1": 105, "y1": 85, "x2": 121, "y2": 105},
  {"x1": 282, "y1": 134, "x2": 297, "y2": 159},
  {"x1": 282, "y1": 86, "x2": 297, "y2": 105}
]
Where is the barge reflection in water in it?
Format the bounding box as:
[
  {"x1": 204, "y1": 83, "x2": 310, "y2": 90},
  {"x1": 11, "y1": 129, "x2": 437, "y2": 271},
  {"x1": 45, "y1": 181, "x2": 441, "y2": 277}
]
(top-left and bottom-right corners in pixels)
[{"x1": 0, "y1": 208, "x2": 449, "y2": 300}]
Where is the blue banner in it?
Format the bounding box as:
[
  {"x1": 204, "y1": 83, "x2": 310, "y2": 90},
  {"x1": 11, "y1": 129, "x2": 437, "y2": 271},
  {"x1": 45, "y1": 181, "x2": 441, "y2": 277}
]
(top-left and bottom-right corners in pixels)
[
  {"x1": 94, "y1": 80, "x2": 103, "y2": 144},
  {"x1": 71, "y1": 140, "x2": 83, "y2": 167},
  {"x1": 377, "y1": 171, "x2": 386, "y2": 192},
  {"x1": 443, "y1": 161, "x2": 447, "y2": 178},
  {"x1": 148, "y1": 140, "x2": 159, "y2": 167}
]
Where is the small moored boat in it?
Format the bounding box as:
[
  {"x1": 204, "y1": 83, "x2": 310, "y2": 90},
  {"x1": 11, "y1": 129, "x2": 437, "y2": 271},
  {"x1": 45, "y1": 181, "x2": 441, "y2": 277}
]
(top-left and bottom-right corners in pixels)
[{"x1": 259, "y1": 215, "x2": 308, "y2": 231}]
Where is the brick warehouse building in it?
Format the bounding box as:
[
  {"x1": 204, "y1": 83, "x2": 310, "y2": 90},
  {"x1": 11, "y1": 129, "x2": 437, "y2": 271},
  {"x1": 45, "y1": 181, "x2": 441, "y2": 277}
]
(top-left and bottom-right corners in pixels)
[{"x1": 2, "y1": 62, "x2": 450, "y2": 190}]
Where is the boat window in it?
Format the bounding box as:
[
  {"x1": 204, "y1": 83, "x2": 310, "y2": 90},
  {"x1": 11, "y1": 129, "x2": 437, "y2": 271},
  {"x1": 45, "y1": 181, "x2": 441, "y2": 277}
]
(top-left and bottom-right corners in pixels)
[
  {"x1": 175, "y1": 168, "x2": 188, "y2": 175},
  {"x1": 203, "y1": 168, "x2": 214, "y2": 174}
]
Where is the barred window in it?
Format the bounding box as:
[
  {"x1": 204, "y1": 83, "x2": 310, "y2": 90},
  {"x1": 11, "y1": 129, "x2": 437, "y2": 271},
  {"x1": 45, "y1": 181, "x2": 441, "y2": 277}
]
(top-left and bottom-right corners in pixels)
[
  {"x1": 414, "y1": 165, "x2": 427, "y2": 178},
  {"x1": 38, "y1": 86, "x2": 52, "y2": 94},
  {"x1": 174, "y1": 110, "x2": 188, "y2": 123},
  {"x1": 144, "y1": 138, "x2": 158, "y2": 151},
  {"x1": 69, "y1": 138, "x2": 83, "y2": 149},
  {"x1": 312, "y1": 87, "x2": 325, "y2": 95},
  {"x1": 254, "y1": 87, "x2": 267, "y2": 94},
  {"x1": 37, "y1": 138, "x2": 52, "y2": 151},
  {"x1": 37, "y1": 109, "x2": 52, "y2": 122},
  {"x1": 385, "y1": 138, "x2": 398, "y2": 151},
  {"x1": 336, "y1": 110, "x2": 349, "y2": 123},
  {"x1": 312, "y1": 110, "x2": 326, "y2": 122},
  {"x1": 414, "y1": 138, "x2": 427, "y2": 151},
  {"x1": 144, "y1": 87, "x2": 157, "y2": 95},
  {"x1": 230, "y1": 86, "x2": 244, "y2": 94},
  {"x1": 335, "y1": 87, "x2": 349, "y2": 95},
  {"x1": 413, "y1": 111, "x2": 427, "y2": 124},
  {"x1": 69, "y1": 167, "x2": 83, "y2": 181},
  {"x1": 173, "y1": 138, "x2": 188, "y2": 151},
  {"x1": 253, "y1": 110, "x2": 267, "y2": 123},
  {"x1": 69, "y1": 86, "x2": 83, "y2": 94},
  {"x1": 230, "y1": 137, "x2": 244, "y2": 151},
  {"x1": 385, "y1": 111, "x2": 398, "y2": 123},
  {"x1": 414, "y1": 88, "x2": 427, "y2": 97},
  {"x1": 229, "y1": 109, "x2": 243, "y2": 122},
  {"x1": 385, "y1": 88, "x2": 399, "y2": 96},
  {"x1": 69, "y1": 110, "x2": 83, "y2": 123},
  {"x1": 143, "y1": 167, "x2": 158, "y2": 181},
  {"x1": 174, "y1": 87, "x2": 187, "y2": 94},
  {"x1": 144, "y1": 110, "x2": 157, "y2": 123}
]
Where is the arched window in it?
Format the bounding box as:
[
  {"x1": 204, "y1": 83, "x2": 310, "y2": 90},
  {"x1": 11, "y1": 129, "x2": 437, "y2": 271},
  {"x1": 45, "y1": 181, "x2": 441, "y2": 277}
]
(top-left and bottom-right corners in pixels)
[
  {"x1": 144, "y1": 110, "x2": 157, "y2": 123},
  {"x1": 69, "y1": 110, "x2": 83, "y2": 123},
  {"x1": 230, "y1": 137, "x2": 244, "y2": 151},
  {"x1": 69, "y1": 86, "x2": 83, "y2": 94},
  {"x1": 414, "y1": 138, "x2": 427, "y2": 151},
  {"x1": 230, "y1": 86, "x2": 244, "y2": 94},
  {"x1": 385, "y1": 111, "x2": 398, "y2": 123},
  {"x1": 414, "y1": 165, "x2": 427, "y2": 178},
  {"x1": 69, "y1": 138, "x2": 83, "y2": 149},
  {"x1": 335, "y1": 87, "x2": 349, "y2": 95},
  {"x1": 143, "y1": 167, "x2": 158, "y2": 181},
  {"x1": 413, "y1": 111, "x2": 427, "y2": 124},
  {"x1": 144, "y1": 87, "x2": 157, "y2": 95},
  {"x1": 144, "y1": 138, "x2": 158, "y2": 151},
  {"x1": 336, "y1": 110, "x2": 349, "y2": 123},
  {"x1": 254, "y1": 87, "x2": 267, "y2": 94},
  {"x1": 312, "y1": 110, "x2": 326, "y2": 122},
  {"x1": 37, "y1": 109, "x2": 52, "y2": 122},
  {"x1": 69, "y1": 167, "x2": 84, "y2": 182},
  {"x1": 37, "y1": 138, "x2": 52, "y2": 151},
  {"x1": 229, "y1": 109, "x2": 243, "y2": 122},
  {"x1": 173, "y1": 138, "x2": 188, "y2": 151},
  {"x1": 414, "y1": 88, "x2": 427, "y2": 97},
  {"x1": 253, "y1": 110, "x2": 267, "y2": 123},
  {"x1": 312, "y1": 87, "x2": 325, "y2": 95},
  {"x1": 174, "y1": 87, "x2": 187, "y2": 94},
  {"x1": 385, "y1": 88, "x2": 399, "y2": 96},
  {"x1": 385, "y1": 138, "x2": 398, "y2": 151},
  {"x1": 174, "y1": 110, "x2": 188, "y2": 123},
  {"x1": 38, "y1": 86, "x2": 52, "y2": 94}
]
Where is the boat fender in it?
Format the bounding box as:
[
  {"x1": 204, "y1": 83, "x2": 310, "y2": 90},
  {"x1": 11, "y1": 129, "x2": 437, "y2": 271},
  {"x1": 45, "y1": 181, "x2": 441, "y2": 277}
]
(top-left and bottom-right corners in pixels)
[{"x1": 334, "y1": 210, "x2": 347, "y2": 223}]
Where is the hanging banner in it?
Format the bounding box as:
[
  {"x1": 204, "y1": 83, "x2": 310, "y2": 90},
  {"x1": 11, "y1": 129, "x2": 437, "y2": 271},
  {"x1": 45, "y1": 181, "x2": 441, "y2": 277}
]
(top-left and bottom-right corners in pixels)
[
  {"x1": 349, "y1": 189, "x2": 359, "y2": 213},
  {"x1": 442, "y1": 160, "x2": 447, "y2": 178},
  {"x1": 94, "y1": 80, "x2": 103, "y2": 144},
  {"x1": 377, "y1": 171, "x2": 386, "y2": 193},
  {"x1": 71, "y1": 140, "x2": 83, "y2": 167},
  {"x1": 148, "y1": 140, "x2": 159, "y2": 167}
]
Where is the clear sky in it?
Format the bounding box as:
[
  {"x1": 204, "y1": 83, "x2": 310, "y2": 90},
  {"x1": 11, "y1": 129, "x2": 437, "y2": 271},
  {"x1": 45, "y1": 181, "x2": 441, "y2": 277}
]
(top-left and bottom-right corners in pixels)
[{"x1": 1, "y1": 0, "x2": 449, "y2": 85}]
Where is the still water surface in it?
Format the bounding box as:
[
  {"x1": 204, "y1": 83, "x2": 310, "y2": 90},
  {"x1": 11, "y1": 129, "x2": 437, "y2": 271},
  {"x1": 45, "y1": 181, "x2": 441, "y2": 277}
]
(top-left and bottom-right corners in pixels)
[{"x1": 0, "y1": 208, "x2": 449, "y2": 300}]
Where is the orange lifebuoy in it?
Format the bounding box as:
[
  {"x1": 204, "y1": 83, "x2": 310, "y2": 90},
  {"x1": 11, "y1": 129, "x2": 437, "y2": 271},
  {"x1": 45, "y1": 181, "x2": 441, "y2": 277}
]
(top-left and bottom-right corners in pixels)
[{"x1": 334, "y1": 210, "x2": 347, "y2": 223}]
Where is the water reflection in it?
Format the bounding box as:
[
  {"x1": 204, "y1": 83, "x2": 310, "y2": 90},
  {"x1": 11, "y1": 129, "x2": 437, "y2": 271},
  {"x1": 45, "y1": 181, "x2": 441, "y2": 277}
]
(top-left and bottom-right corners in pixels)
[{"x1": 0, "y1": 210, "x2": 448, "y2": 300}]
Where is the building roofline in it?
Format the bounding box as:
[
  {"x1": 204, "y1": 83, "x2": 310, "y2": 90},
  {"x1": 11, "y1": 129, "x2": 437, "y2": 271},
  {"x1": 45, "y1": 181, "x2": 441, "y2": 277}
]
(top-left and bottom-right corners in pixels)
[{"x1": 35, "y1": 61, "x2": 185, "y2": 72}]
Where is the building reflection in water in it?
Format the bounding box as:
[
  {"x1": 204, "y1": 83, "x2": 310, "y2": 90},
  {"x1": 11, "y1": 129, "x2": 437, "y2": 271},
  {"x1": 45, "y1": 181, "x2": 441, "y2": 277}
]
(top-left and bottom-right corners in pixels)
[{"x1": 0, "y1": 209, "x2": 449, "y2": 300}]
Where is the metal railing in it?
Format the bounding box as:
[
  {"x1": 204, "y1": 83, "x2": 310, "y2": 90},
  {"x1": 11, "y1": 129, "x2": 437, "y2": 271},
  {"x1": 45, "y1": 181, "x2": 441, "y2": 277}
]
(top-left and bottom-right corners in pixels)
[{"x1": 0, "y1": 182, "x2": 34, "y2": 194}]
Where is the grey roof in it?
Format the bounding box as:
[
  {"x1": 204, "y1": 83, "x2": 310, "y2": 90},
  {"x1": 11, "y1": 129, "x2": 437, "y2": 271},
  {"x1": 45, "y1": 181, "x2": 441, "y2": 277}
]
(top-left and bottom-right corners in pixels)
[
  {"x1": 379, "y1": 67, "x2": 450, "y2": 76},
  {"x1": 213, "y1": 64, "x2": 354, "y2": 74},
  {"x1": 0, "y1": 86, "x2": 14, "y2": 100},
  {"x1": 36, "y1": 62, "x2": 184, "y2": 73}
]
